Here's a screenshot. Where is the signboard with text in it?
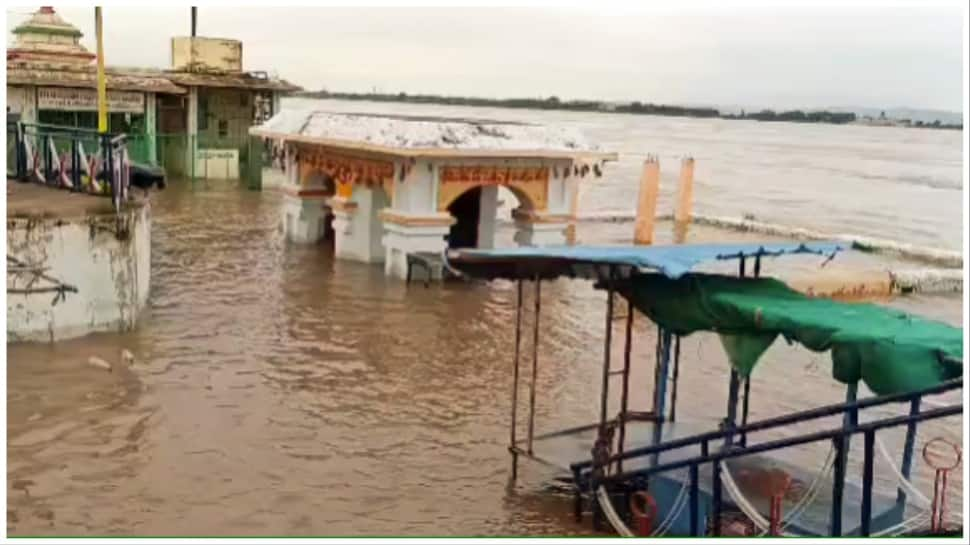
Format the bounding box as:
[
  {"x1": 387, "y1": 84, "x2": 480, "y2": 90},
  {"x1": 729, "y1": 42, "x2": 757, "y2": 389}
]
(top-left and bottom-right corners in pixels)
[{"x1": 38, "y1": 87, "x2": 145, "y2": 113}]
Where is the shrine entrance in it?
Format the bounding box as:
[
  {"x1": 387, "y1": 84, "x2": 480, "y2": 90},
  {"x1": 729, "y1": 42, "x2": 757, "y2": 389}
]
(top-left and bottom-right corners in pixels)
[{"x1": 446, "y1": 186, "x2": 482, "y2": 249}]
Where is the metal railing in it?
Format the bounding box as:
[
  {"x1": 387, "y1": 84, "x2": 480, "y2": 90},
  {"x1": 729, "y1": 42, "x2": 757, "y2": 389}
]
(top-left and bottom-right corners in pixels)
[
  {"x1": 572, "y1": 378, "x2": 963, "y2": 537},
  {"x1": 8, "y1": 122, "x2": 130, "y2": 212}
]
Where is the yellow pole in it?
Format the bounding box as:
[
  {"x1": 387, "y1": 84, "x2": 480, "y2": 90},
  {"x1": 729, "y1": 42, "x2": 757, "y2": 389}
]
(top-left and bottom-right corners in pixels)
[{"x1": 95, "y1": 7, "x2": 108, "y2": 133}]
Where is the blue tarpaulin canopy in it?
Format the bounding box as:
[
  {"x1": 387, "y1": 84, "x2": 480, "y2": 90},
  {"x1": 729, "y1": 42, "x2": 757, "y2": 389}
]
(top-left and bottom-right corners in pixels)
[{"x1": 446, "y1": 241, "x2": 844, "y2": 281}]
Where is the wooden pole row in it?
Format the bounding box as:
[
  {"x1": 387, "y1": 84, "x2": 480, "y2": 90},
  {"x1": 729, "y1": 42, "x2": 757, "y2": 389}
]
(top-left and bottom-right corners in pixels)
[{"x1": 633, "y1": 156, "x2": 695, "y2": 245}]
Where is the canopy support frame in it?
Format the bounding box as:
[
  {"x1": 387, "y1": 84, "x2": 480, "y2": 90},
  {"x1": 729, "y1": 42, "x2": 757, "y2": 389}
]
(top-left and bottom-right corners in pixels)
[
  {"x1": 832, "y1": 380, "x2": 860, "y2": 532},
  {"x1": 670, "y1": 335, "x2": 682, "y2": 422},
  {"x1": 725, "y1": 369, "x2": 741, "y2": 447},
  {"x1": 651, "y1": 329, "x2": 673, "y2": 466},
  {"x1": 527, "y1": 277, "x2": 541, "y2": 455},
  {"x1": 599, "y1": 266, "x2": 615, "y2": 429},
  {"x1": 896, "y1": 396, "x2": 922, "y2": 505},
  {"x1": 616, "y1": 297, "x2": 634, "y2": 473},
  {"x1": 739, "y1": 377, "x2": 752, "y2": 446},
  {"x1": 508, "y1": 279, "x2": 524, "y2": 481}
]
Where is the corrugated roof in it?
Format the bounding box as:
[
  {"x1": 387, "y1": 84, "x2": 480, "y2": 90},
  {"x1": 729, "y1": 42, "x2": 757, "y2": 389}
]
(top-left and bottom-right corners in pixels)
[
  {"x1": 6, "y1": 60, "x2": 186, "y2": 94},
  {"x1": 6, "y1": 60, "x2": 302, "y2": 95},
  {"x1": 163, "y1": 70, "x2": 301, "y2": 92},
  {"x1": 251, "y1": 110, "x2": 617, "y2": 161}
]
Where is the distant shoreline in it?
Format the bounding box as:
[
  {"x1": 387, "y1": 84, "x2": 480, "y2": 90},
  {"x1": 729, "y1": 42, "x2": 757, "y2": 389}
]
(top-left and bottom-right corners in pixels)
[{"x1": 293, "y1": 91, "x2": 963, "y2": 130}]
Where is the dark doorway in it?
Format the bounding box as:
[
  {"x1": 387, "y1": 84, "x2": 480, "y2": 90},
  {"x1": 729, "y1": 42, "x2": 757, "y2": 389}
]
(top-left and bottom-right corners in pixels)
[
  {"x1": 447, "y1": 186, "x2": 481, "y2": 249},
  {"x1": 157, "y1": 94, "x2": 188, "y2": 176}
]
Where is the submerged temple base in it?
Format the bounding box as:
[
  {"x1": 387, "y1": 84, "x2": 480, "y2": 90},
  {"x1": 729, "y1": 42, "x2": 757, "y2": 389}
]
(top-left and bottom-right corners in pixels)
[
  {"x1": 380, "y1": 212, "x2": 454, "y2": 279},
  {"x1": 281, "y1": 191, "x2": 331, "y2": 244},
  {"x1": 279, "y1": 188, "x2": 573, "y2": 281},
  {"x1": 512, "y1": 209, "x2": 571, "y2": 247}
]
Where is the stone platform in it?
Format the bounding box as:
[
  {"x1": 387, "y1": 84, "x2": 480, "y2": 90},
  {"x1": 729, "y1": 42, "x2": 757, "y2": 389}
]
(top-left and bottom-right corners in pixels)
[{"x1": 7, "y1": 181, "x2": 152, "y2": 342}]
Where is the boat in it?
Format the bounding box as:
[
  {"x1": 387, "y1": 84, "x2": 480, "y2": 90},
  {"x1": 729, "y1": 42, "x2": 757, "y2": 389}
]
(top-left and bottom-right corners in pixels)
[{"x1": 444, "y1": 241, "x2": 963, "y2": 537}]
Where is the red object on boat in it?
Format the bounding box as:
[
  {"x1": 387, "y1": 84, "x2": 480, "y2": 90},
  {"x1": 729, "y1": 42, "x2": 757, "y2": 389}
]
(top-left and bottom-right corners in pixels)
[
  {"x1": 629, "y1": 491, "x2": 658, "y2": 536},
  {"x1": 768, "y1": 493, "x2": 784, "y2": 536},
  {"x1": 923, "y1": 437, "x2": 961, "y2": 533}
]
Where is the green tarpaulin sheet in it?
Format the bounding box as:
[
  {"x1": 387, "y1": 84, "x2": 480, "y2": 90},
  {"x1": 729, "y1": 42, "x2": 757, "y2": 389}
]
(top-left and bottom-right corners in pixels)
[{"x1": 619, "y1": 273, "x2": 963, "y2": 395}]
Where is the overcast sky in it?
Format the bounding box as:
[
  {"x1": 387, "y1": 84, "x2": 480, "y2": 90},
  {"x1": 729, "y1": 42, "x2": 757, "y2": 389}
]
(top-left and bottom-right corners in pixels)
[{"x1": 6, "y1": 3, "x2": 966, "y2": 112}]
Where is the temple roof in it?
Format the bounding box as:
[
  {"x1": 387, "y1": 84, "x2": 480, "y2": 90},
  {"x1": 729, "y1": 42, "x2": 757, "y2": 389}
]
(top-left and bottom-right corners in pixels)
[
  {"x1": 6, "y1": 7, "x2": 300, "y2": 95},
  {"x1": 8, "y1": 7, "x2": 94, "y2": 64},
  {"x1": 251, "y1": 110, "x2": 617, "y2": 161},
  {"x1": 6, "y1": 60, "x2": 186, "y2": 94},
  {"x1": 12, "y1": 6, "x2": 81, "y2": 37},
  {"x1": 163, "y1": 70, "x2": 301, "y2": 92}
]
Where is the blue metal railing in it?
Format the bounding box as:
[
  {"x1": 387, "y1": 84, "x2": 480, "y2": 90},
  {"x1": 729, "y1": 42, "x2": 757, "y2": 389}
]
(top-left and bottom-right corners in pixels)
[{"x1": 572, "y1": 378, "x2": 963, "y2": 537}]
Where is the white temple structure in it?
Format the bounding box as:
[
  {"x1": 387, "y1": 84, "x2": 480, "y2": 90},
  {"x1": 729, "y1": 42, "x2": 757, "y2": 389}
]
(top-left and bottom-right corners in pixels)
[{"x1": 251, "y1": 111, "x2": 616, "y2": 279}]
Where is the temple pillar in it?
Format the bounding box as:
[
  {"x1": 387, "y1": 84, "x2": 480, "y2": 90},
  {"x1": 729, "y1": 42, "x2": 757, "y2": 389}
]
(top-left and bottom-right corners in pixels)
[
  {"x1": 330, "y1": 197, "x2": 358, "y2": 257},
  {"x1": 476, "y1": 185, "x2": 499, "y2": 249},
  {"x1": 331, "y1": 185, "x2": 387, "y2": 264},
  {"x1": 185, "y1": 86, "x2": 198, "y2": 178},
  {"x1": 280, "y1": 152, "x2": 334, "y2": 244},
  {"x1": 144, "y1": 92, "x2": 157, "y2": 164},
  {"x1": 271, "y1": 92, "x2": 281, "y2": 117},
  {"x1": 381, "y1": 212, "x2": 456, "y2": 279},
  {"x1": 282, "y1": 191, "x2": 330, "y2": 244},
  {"x1": 512, "y1": 209, "x2": 570, "y2": 246}
]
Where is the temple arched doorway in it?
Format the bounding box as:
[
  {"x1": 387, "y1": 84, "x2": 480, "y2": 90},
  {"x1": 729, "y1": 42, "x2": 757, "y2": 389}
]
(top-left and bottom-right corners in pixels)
[
  {"x1": 444, "y1": 184, "x2": 539, "y2": 250},
  {"x1": 446, "y1": 186, "x2": 482, "y2": 249},
  {"x1": 303, "y1": 171, "x2": 337, "y2": 243}
]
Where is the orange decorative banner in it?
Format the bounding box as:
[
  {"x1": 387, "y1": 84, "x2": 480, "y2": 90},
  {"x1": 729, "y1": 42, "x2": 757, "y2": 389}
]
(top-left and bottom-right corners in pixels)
[
  {"x1": 440, "y1": 166, "x2": 549, "y2": 185},
  {"x1": 438, "y1": 165, "x2": 549, "y2": 211},
  {"x1": 299, "y1": 146, "x2": 396, "y2": 187}
]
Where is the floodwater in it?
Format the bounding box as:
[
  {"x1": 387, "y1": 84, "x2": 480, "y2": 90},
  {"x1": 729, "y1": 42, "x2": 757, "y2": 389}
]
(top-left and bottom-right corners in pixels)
[{"x1": 6, "y1": 101, "x2": 965, "y2": 536}]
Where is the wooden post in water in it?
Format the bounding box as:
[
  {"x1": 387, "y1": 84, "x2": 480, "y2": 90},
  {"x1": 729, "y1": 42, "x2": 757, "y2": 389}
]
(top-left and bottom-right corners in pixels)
[
  {"x1": 566, "y1": 172, "x2": 583, "y2": 244},
  {"x1": 633, "y1": 156, "x2": 660, "y2": 245},
  {"x1": 674, "y1": 156, "x2": 695, "y2": 243}
]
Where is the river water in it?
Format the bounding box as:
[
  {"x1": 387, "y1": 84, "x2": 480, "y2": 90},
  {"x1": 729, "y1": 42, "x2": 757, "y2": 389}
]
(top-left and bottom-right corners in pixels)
[{"x1": 6, "y1": 100, "x2": 964, "y2": 536}]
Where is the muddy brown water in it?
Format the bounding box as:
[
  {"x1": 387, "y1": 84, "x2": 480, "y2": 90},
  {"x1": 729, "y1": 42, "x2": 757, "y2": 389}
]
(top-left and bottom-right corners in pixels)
[
  {"x1": 8, "y1": 178, "x2": 963, "y2": 536},
  {"x1": 6, "y1": 102, "x2": 965, "y2": 536}
]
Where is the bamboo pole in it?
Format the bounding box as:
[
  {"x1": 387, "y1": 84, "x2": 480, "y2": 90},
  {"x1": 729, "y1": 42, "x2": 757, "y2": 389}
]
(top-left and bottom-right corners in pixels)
[{"x1": 633, "y1": 156, "x2": 660, "y2": 245}]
